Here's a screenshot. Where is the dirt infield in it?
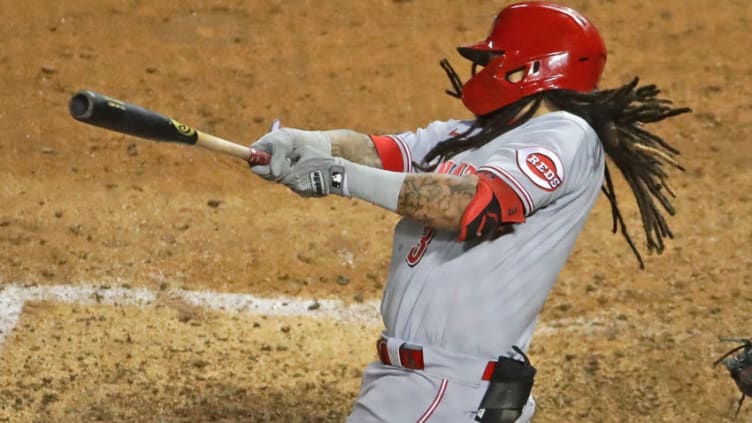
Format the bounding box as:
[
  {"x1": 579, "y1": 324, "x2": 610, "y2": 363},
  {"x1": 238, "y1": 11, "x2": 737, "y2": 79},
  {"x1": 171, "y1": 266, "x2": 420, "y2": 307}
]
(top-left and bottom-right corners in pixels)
[{"x1": 1, "y1": 0, "x2": 751, "y2": 421}]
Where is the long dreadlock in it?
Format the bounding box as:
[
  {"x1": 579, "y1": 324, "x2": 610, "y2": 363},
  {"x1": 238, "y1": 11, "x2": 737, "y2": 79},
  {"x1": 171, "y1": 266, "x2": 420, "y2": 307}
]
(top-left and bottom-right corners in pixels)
[{"x1": 427, "y1": 60, "x2": 692, "y2": 268}]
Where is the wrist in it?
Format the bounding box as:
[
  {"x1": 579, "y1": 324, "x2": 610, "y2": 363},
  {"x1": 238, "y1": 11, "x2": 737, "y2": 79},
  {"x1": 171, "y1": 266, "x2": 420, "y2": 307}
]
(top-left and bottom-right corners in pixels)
[
  {"x1": 336, "y1": 159, "x2": 405, "y2": 212},
  {"x1": 310, "y1": 130, "x2": 332, "y2": 155},
  {"x1": 286, "y1": 128, "x2": 332, "y2": 155}
]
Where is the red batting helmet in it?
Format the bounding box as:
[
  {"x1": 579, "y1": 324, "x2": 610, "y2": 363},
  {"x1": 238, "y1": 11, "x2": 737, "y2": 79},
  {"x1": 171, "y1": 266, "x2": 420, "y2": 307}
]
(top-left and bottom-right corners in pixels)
[{"x1": 458, "y1": 2, "x2": 607, "y2": 116}]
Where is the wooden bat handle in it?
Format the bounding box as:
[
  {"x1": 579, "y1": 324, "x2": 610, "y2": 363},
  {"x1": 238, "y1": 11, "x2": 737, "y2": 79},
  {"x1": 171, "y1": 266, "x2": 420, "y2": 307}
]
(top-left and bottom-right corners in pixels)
[{"x1": 195, "y1": 131, "x2": 270, "y2": 165}]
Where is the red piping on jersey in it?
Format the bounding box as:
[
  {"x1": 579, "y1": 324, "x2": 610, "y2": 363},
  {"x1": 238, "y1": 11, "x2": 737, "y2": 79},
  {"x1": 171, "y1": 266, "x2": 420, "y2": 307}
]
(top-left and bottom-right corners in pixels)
[
  {"x1": 393, "y1": 135, "x2": 414, "y2": 172},
  {"x1": 416, "y1": 379, "x2": 448, "y2": 423},
  {"x1": 369, "y1": 135, "x2": 405, "y2": 172}
]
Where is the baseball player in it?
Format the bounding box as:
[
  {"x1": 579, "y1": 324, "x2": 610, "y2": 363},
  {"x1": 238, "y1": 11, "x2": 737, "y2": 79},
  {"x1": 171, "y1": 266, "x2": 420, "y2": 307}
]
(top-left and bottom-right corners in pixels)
[{"x1": 249, "y1": 2, "x2": 690, "y2": 422}]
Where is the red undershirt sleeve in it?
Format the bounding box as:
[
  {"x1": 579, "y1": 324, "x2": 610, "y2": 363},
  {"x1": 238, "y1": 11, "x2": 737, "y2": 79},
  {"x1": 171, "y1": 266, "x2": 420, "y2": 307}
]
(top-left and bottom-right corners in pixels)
[{"x1": 369, "y1": 135, "x2": 405, "y2": 172}]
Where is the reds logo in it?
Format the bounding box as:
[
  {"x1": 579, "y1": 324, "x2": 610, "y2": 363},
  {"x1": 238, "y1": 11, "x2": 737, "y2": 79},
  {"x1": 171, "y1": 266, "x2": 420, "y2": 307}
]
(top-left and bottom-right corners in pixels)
[{"x1": 516, "y1": 146, "x2": 564, "y2": 191}]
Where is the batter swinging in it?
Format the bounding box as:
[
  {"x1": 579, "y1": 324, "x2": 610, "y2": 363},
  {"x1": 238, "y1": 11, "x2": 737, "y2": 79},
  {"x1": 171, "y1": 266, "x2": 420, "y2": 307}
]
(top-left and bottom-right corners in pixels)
[{"x1": 249, "y1": 2, "x2": 690, "y2": 422}]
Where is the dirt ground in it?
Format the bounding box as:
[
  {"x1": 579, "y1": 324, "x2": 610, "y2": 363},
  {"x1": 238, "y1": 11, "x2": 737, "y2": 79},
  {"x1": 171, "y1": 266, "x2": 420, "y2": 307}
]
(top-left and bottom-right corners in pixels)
[{"x1": 1, "y1": 0, "x2": 751, "y2": 421}]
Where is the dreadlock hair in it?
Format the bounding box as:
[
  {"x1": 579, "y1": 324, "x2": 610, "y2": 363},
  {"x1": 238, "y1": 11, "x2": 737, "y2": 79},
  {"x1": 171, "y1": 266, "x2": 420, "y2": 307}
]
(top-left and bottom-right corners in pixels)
[{"x1": 426, "y1": 60, "x2": 692, "y2": 268}]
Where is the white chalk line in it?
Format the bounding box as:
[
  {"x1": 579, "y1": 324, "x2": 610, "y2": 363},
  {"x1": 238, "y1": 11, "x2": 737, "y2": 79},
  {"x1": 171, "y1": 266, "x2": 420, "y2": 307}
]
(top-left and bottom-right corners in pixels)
[
  {"x1": 0, "y1": 283, "x2": 663, "y2": 351},
  {"x1": 0, "y1": 283, "x2": 382, "y2": 349}
]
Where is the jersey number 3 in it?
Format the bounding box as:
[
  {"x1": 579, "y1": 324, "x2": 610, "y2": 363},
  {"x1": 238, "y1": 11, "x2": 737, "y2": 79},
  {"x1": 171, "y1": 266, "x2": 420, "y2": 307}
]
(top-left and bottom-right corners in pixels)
[
  {"x1": 405, "y1": 159, "x2": 475, "y2": 266},
  {"x1": 406, "y1": 226, "x2": 436, "y2": 267}
]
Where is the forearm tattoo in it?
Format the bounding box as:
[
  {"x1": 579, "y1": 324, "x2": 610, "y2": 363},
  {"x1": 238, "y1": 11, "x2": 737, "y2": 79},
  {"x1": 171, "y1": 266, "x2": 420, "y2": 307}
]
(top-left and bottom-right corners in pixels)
[
  {"x1": 327, "y1": 130, "x2": 383, "y2": 169},
  {"x1": 397, "y1": 174, "x2": 478, "y2": 230}
]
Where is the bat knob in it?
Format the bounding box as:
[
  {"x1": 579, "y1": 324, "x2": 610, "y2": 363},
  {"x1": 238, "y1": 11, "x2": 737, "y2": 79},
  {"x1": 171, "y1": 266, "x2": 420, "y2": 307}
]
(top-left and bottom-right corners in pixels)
[{"x1": 248, "y1": 149, "x2": 270, "y2": 166}]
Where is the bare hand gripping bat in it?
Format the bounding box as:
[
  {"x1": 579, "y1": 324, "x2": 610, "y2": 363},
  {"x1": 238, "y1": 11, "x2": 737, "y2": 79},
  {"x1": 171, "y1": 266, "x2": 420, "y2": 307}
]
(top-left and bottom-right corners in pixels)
[{"x1": 69, "y1": 90, "x2": 270, "y2": 165}]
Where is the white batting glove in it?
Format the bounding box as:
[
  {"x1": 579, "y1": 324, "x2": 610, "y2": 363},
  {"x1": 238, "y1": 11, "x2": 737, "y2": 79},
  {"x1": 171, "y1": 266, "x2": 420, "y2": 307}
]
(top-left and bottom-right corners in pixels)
[
  {"x1": 249, "y1": 127, "x2": 331, "y2": 182},
  {"x1": 281, "y1": 147, "x2": 346, "y2": 197},
  {"x1": 282, "y1": 147, "x2": 405, "y2": 212}
]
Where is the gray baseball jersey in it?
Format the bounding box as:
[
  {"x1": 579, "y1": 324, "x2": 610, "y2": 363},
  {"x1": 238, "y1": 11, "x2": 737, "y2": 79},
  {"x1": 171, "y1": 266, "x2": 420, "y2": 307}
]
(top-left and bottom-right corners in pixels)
[{"x1": 347, "y1": 111, "x2": 604, "y2": 422}]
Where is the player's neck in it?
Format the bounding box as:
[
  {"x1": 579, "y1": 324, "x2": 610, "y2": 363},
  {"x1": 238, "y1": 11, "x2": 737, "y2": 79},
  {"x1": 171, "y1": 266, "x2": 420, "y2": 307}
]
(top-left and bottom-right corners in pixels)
[
  {"x1": 514, "y1": 98, "x2": 559, "y2": 121},
  {"x1": 535, "y1": 99, "x2": 559, "y2": 117}
]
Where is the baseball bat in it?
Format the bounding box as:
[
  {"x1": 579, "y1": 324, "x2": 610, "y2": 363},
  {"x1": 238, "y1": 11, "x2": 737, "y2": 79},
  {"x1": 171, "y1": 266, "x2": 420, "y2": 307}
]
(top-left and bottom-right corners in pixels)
[{"x1": 68, "y1": 89, "x2": 270, "y2": 165}]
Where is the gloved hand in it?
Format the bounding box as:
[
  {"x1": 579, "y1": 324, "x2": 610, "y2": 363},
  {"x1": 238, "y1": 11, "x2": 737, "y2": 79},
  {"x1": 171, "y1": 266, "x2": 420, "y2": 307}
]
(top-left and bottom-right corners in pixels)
[
  {"x1": 281, "y1": 146, "x2": 347, "y2": 198},
  {"x1": 249, "y1": 126, "x2": 331, "y2": 182},
  {"x1": 281, "y1": 147, "x2": 405, "y2": 213}
]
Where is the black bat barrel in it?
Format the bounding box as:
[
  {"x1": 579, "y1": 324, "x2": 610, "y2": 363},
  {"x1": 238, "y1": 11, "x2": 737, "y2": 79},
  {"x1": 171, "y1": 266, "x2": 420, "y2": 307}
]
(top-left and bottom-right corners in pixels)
[{"x1": 69, "y1": 90, "x2": 198, "y2": 145}]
